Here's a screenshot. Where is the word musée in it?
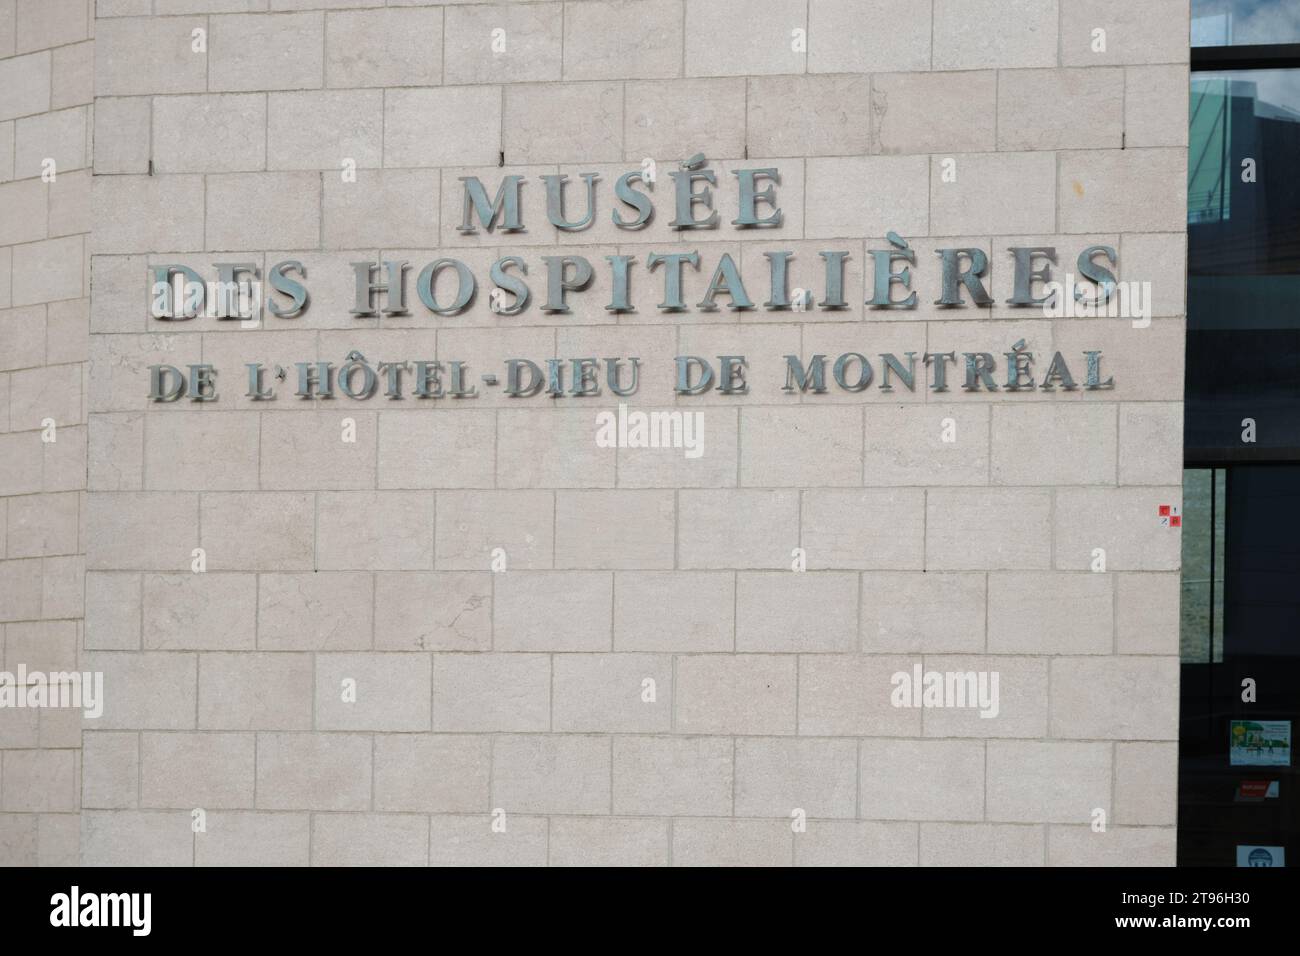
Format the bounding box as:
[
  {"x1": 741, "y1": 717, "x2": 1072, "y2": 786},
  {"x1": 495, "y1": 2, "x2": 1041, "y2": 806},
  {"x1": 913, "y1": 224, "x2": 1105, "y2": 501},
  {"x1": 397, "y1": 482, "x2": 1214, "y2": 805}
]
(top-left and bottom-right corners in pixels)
[{"x1": 147, "y1": 160, "x2": 1124, "y2": 320}]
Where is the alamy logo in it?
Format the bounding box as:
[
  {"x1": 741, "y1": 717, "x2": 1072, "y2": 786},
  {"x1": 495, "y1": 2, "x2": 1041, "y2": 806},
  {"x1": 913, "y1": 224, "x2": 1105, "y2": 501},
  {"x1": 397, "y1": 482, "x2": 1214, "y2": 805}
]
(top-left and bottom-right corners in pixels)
[
  {"x1": 151, "y1": 274, "x2": 262, "y2": 321},
  {"x1": 0, "y1": 667, "x2": 103, "y2": 719},
  {"x1": 1041, "y1": 273, "x2": 1153, "y2": 327},
  {"x1": 50, "y1": 887, "x2": 151, "y2": 936},
  {"x1": 890, "y1": 664, "x2": 1000, "y2": 718},
  {"x1": 594, "y1": 403, "x2": 704, "y2": 459}
]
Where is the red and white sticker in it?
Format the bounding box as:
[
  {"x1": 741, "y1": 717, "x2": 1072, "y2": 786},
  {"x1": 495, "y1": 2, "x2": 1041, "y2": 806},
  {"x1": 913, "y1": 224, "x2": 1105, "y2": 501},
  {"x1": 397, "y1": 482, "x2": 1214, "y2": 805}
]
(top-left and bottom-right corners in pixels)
[{"x1": 1237, "y1": 780, "x2": 1280, "y2": 800}]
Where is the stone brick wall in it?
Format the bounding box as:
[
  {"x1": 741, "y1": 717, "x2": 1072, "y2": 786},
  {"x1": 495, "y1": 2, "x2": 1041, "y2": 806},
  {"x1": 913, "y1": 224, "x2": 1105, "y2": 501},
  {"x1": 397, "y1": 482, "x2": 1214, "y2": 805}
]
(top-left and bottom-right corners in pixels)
[
  {"x1": 7, "y1": 0, "x2": 1193, "y2": 866},
  {"x1": 0, "y1": 0, "x2": 93, "y2": 866}
]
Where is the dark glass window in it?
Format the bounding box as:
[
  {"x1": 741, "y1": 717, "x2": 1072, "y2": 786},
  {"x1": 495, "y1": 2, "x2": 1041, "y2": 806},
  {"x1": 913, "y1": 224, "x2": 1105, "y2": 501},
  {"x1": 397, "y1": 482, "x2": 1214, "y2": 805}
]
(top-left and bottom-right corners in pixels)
[
  {"x1": 1182, "y1": 22, "x2": 1300, "y2": 869},
  {"x1": 1178, "y1": 465, "x2": 1300, "y2": 866},
  {"x1": 1186, "y1": 68, "x2": 1300, "y2": 459}
]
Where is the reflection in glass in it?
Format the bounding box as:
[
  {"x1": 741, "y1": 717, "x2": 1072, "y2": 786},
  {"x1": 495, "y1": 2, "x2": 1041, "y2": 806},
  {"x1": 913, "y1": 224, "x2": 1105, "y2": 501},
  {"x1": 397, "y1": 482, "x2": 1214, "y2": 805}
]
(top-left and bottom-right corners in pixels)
[
  {"x1": 1177, "y1": 465, "x2": 1300, "y2": 866},
  {"x1": 1193, "y1": 0, "x2": 1300, "y2": 46},
  {"x1": 1186, "y1": 69, "x2": 1300, "y2": 457},
  {"x1": 1180, "y1": 468, "x2": 1226, "y2": 663}
]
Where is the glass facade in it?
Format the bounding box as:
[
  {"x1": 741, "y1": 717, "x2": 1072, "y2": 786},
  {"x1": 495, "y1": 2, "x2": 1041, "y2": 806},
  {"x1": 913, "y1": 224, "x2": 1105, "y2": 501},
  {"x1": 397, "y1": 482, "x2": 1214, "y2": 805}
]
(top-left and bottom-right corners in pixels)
[
  {"x1": 1186, "y1": 68, "x2": 1300, "y2": 458},
  {"x1": 1178, "y1": 466, "x2": 1300, "y2": 865},
  {"x1": 1193, "y1": 0, "x2": 1300, "y2": 47},
  {"x1": 1179, "y1": 468, "x2": 1226, "y2": 665},
  {"x1": 1180, "y1": 25, "x2": 1300, "y2": 867}
]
